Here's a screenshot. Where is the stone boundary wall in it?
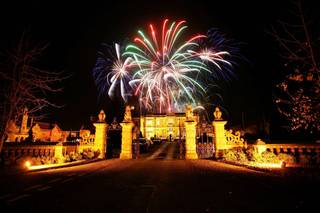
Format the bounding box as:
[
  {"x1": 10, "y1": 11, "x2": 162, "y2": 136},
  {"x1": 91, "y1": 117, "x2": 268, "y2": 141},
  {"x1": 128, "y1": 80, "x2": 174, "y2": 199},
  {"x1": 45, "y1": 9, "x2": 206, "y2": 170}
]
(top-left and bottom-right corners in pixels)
[
  {"x1": 2, "y1": 142, "x2": 95, "y2": 161},
  {"x1": 3, "y1": 142, "x2": 58, "y2": 160},
  {"x1": 254, "y1": 143, "x2": 320, "y2": 154}
]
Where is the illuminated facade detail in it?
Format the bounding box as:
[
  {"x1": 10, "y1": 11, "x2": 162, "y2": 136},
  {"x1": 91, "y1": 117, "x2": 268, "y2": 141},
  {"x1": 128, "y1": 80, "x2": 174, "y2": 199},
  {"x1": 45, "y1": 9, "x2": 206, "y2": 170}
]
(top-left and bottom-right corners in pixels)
[
  {"x1": 79, "y1": 129, "x2": 95, "y2": 143},
  {"x1": 225, "y1": 130, "x2": 245, "y2": 147},
  {"x1": 140, "y1": 113, "x2": 193, "y2": 140},
  {"x1": 93, "y1": 110, "x2": 108, "y2": 159}
]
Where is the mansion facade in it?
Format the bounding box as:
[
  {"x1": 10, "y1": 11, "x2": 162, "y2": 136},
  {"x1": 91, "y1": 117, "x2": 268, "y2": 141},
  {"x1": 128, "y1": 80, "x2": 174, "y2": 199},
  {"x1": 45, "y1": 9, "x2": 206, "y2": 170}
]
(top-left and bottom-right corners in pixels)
[{"x1": 139, "y1": 113, "x2": 213, "y2": 140}]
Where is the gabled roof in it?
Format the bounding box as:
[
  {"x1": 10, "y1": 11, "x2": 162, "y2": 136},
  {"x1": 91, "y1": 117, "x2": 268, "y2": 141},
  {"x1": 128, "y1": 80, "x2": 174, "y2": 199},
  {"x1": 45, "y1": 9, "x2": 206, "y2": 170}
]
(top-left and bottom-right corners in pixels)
[{"x1": 35, "y1": 122, "x2": 54, "y2": 129}]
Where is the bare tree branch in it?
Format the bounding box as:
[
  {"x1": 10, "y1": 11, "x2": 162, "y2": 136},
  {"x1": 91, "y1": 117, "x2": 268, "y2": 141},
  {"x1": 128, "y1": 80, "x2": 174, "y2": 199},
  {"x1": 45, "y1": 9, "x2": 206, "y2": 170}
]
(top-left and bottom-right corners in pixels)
[{"x1": 0, "y1": 33, "x2": 69, "y2": 152}]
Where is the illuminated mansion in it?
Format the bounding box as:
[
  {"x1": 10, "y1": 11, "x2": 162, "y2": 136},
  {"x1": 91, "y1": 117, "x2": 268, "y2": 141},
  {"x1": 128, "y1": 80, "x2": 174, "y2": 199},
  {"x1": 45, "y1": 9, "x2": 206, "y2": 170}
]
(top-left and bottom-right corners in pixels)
[{"x1": 139, "y1": 113, "x2": 213, "y2": 140}]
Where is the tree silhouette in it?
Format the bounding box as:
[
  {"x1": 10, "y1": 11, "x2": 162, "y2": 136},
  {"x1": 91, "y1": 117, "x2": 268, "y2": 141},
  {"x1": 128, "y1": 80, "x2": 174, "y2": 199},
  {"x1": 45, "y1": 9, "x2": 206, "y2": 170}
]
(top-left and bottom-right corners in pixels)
[{"x1": 270, "y1": 1, "x2": 320, "y2": 135}]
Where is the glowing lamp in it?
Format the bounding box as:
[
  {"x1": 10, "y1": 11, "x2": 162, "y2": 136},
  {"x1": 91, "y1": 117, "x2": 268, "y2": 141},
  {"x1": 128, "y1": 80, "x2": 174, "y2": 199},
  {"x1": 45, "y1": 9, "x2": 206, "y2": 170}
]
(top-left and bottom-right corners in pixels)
[{"x1": 25, "y1": 161, "x2": 31, "y2": 168}]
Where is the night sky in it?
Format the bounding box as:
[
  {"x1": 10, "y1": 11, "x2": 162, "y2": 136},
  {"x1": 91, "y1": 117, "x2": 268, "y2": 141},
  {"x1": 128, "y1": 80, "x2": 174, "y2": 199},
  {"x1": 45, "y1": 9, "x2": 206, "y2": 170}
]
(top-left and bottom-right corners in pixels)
[{"x1": 0, "y1": 0, "x2": 307, "y2": 134}]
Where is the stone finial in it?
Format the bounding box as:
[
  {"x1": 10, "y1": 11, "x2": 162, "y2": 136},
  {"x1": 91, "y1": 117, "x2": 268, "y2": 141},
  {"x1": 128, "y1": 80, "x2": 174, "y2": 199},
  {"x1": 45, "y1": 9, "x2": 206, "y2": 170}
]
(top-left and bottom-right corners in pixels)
[
  {"x1": 123, "y1": 105, "x2": 132, "y2": 122},
  {"x1": 213, "y1": 107, "x2": 222, "y2": 121},
  {"x1": 98, "y1": 110, "x2": 106, "y2": 122},
  {"x1": 185, "y1": 104, "x2": 194, "y2": 121}
]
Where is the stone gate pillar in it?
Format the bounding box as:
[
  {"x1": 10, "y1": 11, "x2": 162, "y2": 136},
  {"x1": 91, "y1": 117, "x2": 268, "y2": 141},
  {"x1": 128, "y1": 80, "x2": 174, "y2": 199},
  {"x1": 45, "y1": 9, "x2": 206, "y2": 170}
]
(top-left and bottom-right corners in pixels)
[
  {"x1": 212, "y1": 107, "x2": 227, "y2": 158},
  {"x1": 184, "y1": 105, "x2": 198, "y2": 159},
  {"x1": 120, "y1": 105, "x2": 134, "y2": 159},
  {"x1": 93, "y1": 110, "x2": 108, "y2": 159}
]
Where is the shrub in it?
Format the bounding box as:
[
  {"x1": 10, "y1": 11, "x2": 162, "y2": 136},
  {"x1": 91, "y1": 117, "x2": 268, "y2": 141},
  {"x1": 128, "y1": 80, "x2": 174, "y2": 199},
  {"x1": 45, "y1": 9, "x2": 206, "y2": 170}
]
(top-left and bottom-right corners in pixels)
[
  {"x1": 246, "y1": 148, "x2": 262, "y2": 162},
  {"x1": 261, "y1": 151, "x2": 280, "y2": 164},
  {"x1": 223, "y1": 150, "x2": 238, "y2": 162},
  {"x1": 238, "y1": 151, "x2": 248, "y2": 163},
  {"x1": 52, "y1": 157, "x2": 63, "y2": 164},
  {"x1": 69, "y1": 152, "x2": 77, "y2": 161},
  {"x1": 245, "y1": 147, "x2": 256, "y2": 161},
  {"x1": 223, "y1": 148, "x2": 248, "y2": 163},
  {"x1": 68, "y1": 152, "x2": 82, "y2": 161},
  {"x1": 81, "y1": 148, "x2": 99, "y2": 159},
  {"x1": 40, "y1": 156, "x2": 52, "y2": 165},
  {"x1": 246, "y1": 149, "x2": 280, "y2": 164},
  {"x1": 93, "y1": 149, "x2": 101, "y2": 158},
  {"x1": 82, "y1": 150, "x2": 94, "y2": 159},
  {"x1": 82, "y1": 151, "x2": 87, "y2": 159},
  {"x1": 33, "y1": 157, "x2": 42, "y2": 165},
  {"x1": 75, "y1": 152, "x2": 82, "y2": 161},
  {"x1": 277, "y1": 153, "x2": 296, "y2": 164},
  {"x1": 86, "y1": 151, "x2": 95, "y2": 159},
  {"x1": 64, "y1": 154, "x2": 71, "y2": 162}
]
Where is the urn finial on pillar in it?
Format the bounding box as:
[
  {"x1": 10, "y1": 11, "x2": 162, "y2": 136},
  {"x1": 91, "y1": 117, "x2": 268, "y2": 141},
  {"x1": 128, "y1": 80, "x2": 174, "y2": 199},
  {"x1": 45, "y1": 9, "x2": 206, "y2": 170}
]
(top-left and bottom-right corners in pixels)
[
  {"x1": 98, "y1": 110, "x2": 106, "y2": 122},
  {"x1": 185, "y1": 104, "x2": 194, "y2": 121},
  {"x1": 123, "y1": 105, "x2": 132, "y2": 122},
  {"x1": 213, "y1": 107, "x2": 222, "y2": 121}
]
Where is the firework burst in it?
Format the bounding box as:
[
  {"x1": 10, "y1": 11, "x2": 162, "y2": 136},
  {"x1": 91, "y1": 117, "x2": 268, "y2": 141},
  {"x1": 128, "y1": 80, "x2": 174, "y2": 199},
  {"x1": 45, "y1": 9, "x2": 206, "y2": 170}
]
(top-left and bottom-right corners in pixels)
[
  {"x1": 93, "y1": 43, "x2": 133, "y2": 101},
  {"x1": 93, "y1": 19, "x2": 236, "y2": 113}
]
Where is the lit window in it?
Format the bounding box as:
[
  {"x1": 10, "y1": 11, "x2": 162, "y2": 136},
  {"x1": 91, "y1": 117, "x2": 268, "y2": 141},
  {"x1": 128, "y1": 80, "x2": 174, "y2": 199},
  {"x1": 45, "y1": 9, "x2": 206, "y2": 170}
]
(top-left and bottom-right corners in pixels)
[{"x1": 146, "y1": 120, "x2": 153, "y2": 126}]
